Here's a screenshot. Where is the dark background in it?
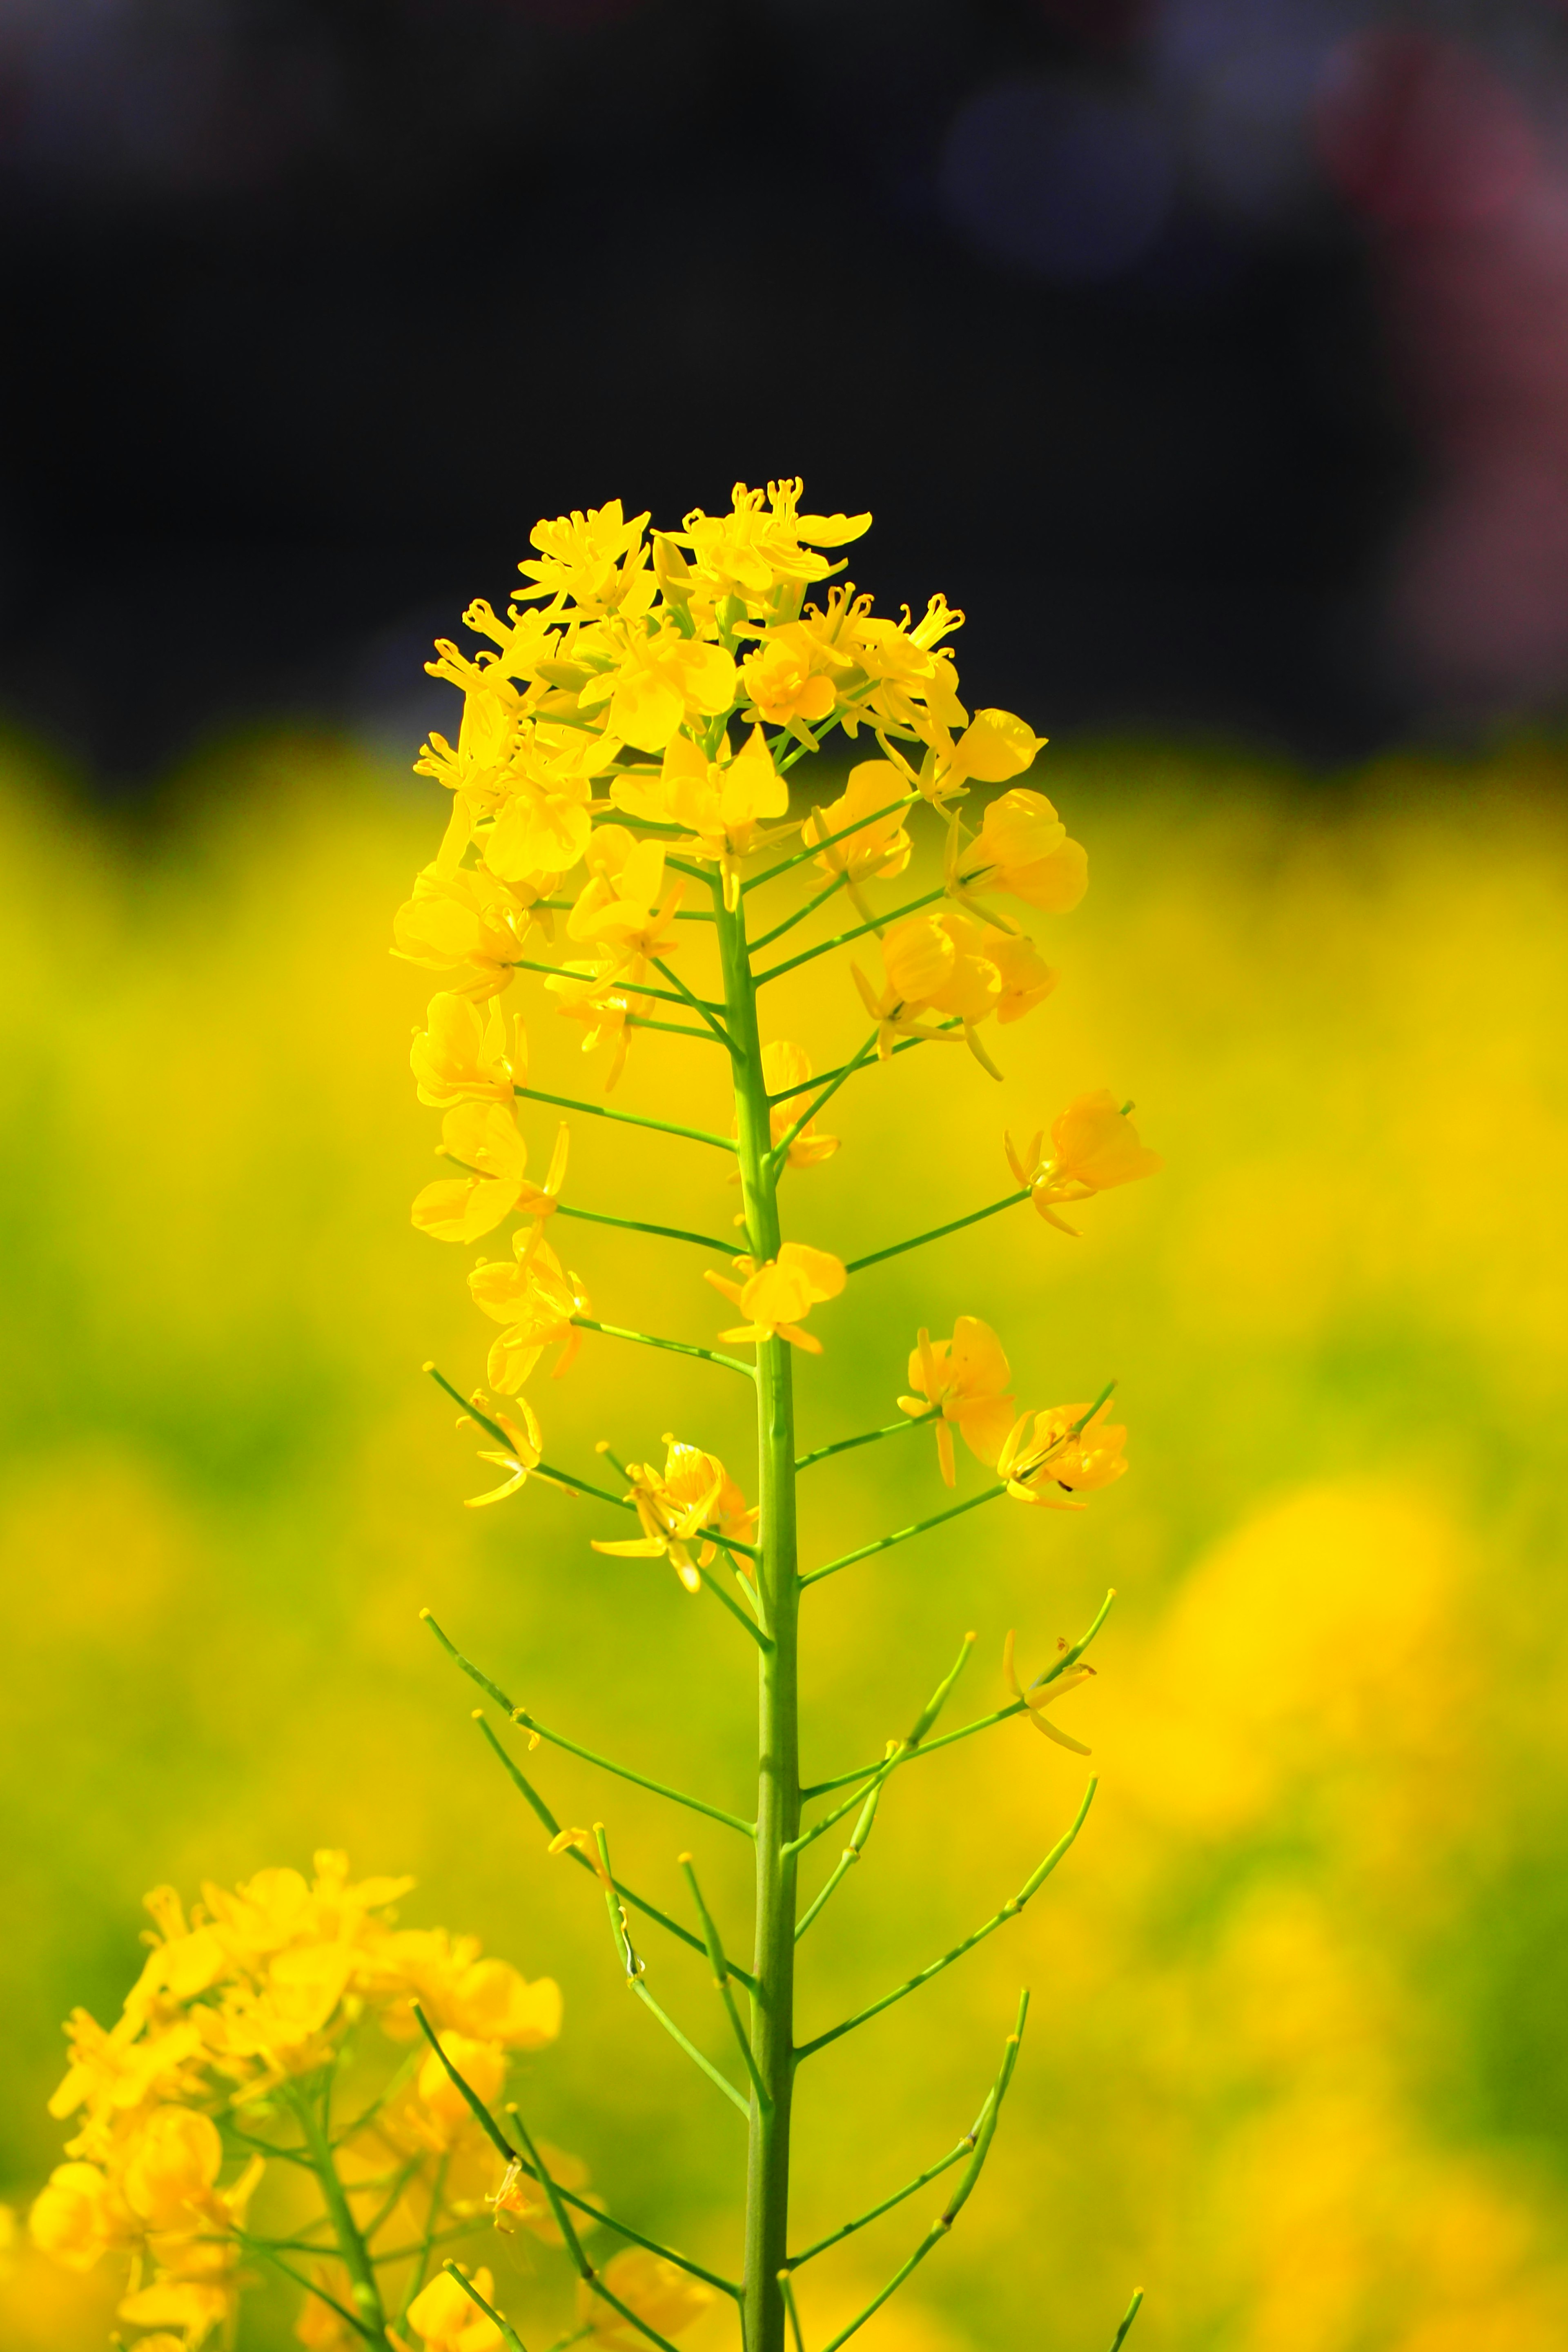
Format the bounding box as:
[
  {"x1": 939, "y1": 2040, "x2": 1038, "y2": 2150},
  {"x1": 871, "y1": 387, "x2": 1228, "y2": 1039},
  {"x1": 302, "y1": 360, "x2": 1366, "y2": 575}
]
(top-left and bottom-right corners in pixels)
[{"x1": 6, "y1": 0, "x2": 1568, "y2": 793}]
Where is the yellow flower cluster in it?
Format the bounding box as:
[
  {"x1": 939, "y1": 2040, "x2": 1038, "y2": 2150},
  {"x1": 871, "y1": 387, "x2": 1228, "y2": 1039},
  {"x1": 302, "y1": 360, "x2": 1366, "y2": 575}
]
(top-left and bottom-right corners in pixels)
[
  {"x1": 900, "y1": 1312, "x2": 1130, "y2": 1508},
  {"x1": 396, "y1": 481, "x2": 1153, "y2": 1517},
  {"x1": 29, "y1": 1854, "x2": 563, "y2": 2351}
]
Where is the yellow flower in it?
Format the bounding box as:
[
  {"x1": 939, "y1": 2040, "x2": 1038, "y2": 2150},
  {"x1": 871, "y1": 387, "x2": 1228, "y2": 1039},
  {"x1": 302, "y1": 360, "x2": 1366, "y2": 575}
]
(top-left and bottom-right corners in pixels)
[
  {"x1": 28, "y1": 2161, "x2": 138, "y2": 2271},
  {"x1": 118, "y1": 2275, "x2": 233, "y2": 2345},
  {"x1": 296, "y1": 2264, "x2": 357, "y2": 2347},
  {"x1": 577, "y1": 624, "x2": 736, "y2": 752},
  {"x1": 1005, "y1": 1092, "x2": 1162, "y2": 1235},
  {"x1": 1002, "y1": 1628, "x2": 1096, "y2": 1754},
  {"x1": 950, "y1": 786, "x2": 1087, "y2": 914},
  {"x1": 393, "y1": 860, "x2": 543, "y2": 999},
  {"x1": 998, "y1": 1399, "x2": 1128, "y2": 1510},
  {"x1": 706, "y1": 1244, "x2": 846, "y2": 1353},
  {"x1": 566, "y1": 825, "x2": 685, "y2": 976},
  {"x1": 468, "y1": 1236, "x2": 588, "y2": 1392},
  {"x1": 412, "y1": 1107, "x2": 568, "y2": 1248},
  {"x1": 482, "y1": 731, "x2": 604, "y2": 880},
  {"x1": 48, "y1": 2007, "x2": 205, "y2": 2139},
  {"x1": 592, "y1": 1436, "x2": 756, "y2": 1593},
  {"x1": 416, "y1": 2034, "x2": 507, "y2": 2139},
  {"x1": 940, "y1": 707, "x2": 1046, "y2": 792},
  {"x1": 514, "y1": 499, "x2": 655, "y2": 617},
  {"x1": 984, "y1": 928, "x2": 1058, "y2": 1024},
  {"x1": 405, "y1": 2267, "x2": 507, "y2": 2351},
  {"x1": 579, "y1": 2249, "x2": 713, "y2": 2350},
  {"x1": 801, "y1": 759, "x2": 913, "y2": 885},
  {"x1": 615, "y1": 725, "x2": 789, "y2": 902},
  {"x1": 675, "y1": 478, "x2": 869, "y2": 610},
  {"x1": 410, "y1": 994, "x2": 520, "y2": 1109},
  {"x1": 739, "y1": 628, "x2": 838, "y2": 734},
  {"x1": 761, "y1": 1042, "x2": 838, "y2": 1169},
  {"x1": 545, "y1": 966, "x2": 641, "y2": 1092},
  {"x1": 416, "y1": 648, "x2": 526, "y2": 804},
  {"x1": 443, "y1": 1958, "x2": 561, "y2": 2049},
  {"x1": 120, "y1": 2106, "x2": 223, "y2": 2232},
  {"x1": 826, "y1": 591, "x2": 968, "y2": 753},
  {"x1": 453, "y1": 1392, "x2": 549, "y2": 1510},
  {"x1": 898, "y1": 1318, "x2": 1018, "y2": 1487}
]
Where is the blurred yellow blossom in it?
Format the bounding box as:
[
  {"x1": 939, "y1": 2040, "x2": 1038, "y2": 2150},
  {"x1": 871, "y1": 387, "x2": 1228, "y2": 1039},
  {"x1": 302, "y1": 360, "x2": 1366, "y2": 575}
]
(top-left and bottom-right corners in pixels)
[
  {"x1": 1006, "y1": 1092, "x2": 1162, "y2": 1235},
  {"x1": 579, "y1": 2249, "x2": 713, "y2": 2350},
  {"x1": 762, "y1": 1041, "x2": 839, "y2": 1169},
  {"x1": 410, "y1": 993, "x2": 520, "y2": 1109},
  {"x1": 404, "y1": 2263, "x2": 506, "y2": 2350},
  {"x1": 949, "y1": 786, "x2": 1087, "y2": 914},
  {"x1": 468, "y1": 1236, "x2": 588, "y2": 1391},
  {"x1": 414, "y1": 1107, "x2": 568, "y2": 1249}
]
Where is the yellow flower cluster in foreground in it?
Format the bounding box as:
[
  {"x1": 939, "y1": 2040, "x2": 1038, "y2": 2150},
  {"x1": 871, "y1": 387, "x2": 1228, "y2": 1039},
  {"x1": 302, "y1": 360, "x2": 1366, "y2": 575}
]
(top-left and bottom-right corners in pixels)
[
  {"x1": 395, "y1": 482, "x2": 1159, "y2": 1519},
  {"x1": 25, "y1": 1853, "x2": 699, "y2": 2352}
]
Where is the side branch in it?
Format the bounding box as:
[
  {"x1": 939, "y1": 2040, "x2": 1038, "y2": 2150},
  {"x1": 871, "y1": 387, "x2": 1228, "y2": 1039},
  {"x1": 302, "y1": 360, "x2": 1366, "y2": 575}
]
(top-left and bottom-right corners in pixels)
[
  {"x1": 573, "y1": 1317, "x2": 759, "y2": 1382},
  {"x1": 742, "y1": 790, "x2": 919, "y2": 893},
  {"x1": 796, "y1": 1791, "x2": 1094, "y2": 2061},
  {"x1": 592, "y1": 1826, "x2": 751, "y2": 2119},
  {"x1": 556, "y1": 1203, "x2": 736, "y2": 1254},
  {"x1": 786, "y1": 1631, "x2": 976, "y2": 1861},
  {"x1": 651, "y1": 956, "x2": 741, "y2": 1054},
  {"x1": 802, "y1": 1486, "x2": 1005, "y2": 1589},
  {"x1": 445, "y1": 2268, "x2": 527, "y2": 2352},
  {"x1": 793, "y1": 1779, "x2": 883, "y2": 1941},
  {"x1": 419, "y1": 1611, "x2": 755, "y2": 1838},
  {"x1": 754, "y1": 886, "x2": 947, "y2": 987},
  {"x1": 516, "y1": 1085, "x2": 737, "y2": 1156},
  {"x1": 764, "y1": 1022, "x2": 960, "y2": 1108},
  {"x1": 1108, "y1": 2292, "x2": 1146, "y2": 2352},
  {"x1": 680, "y1": 1854, "x2": 771, "y2": 2108},
  {"x1": 801, "y1": 1591, "x2": 1117, "y2": 1802},
  {"x1": 814, "y1": 1992, "x2": 1031, "y2": 2352},
  {"x1": 795, "y1": 1410, "x2": 935, "y2": 1475},
  {"x1": 510, "y1": 957, "x2": 728, "y2": 1017},
  {"x1": 844, "y1": 1191, "x2": 1031, "y2": 1276},
  {"x1": 472, "y1": 1713, "x2": 759, "y2": 1993},
  {"x1": 409, "y1": 2009, "x2": 740, "y2": 2302},
  {"x1": 768, "y1": 1031, "x2": 878, "y2": 1168}
]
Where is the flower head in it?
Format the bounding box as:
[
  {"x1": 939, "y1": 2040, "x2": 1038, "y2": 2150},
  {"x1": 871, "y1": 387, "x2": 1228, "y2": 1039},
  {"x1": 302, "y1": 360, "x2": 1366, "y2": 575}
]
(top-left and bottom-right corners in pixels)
[
  {"x1": 898, "y1": 1317, "x2": 1017, "y2": 1487},
  {"x1": 410, "y1": 994, "x2": 520, "y2": 1109},
  {"x1": 468, "y1": 1236, "x2": 588, "y2": 1392},
  {"x1": 854, "y1": 909, "x2": 1050, "y2": 1076},
  {"x1": 706, "y1": 1245, "x2": 846, "y2": 1353},
  {"x1": 1005, "y1": 1093, "x2": 1161, "y2": 1235},
  {"x1": 802, "y1": 760, "x2": 913, "y2": 886},
  {"x1": 592, "y1": 1437, "x2": 755, "y2": 1592},
  {"x1": 950, "y1": 786, "x2": 1087, "y2": 914},
  {"x1": 413, "y1": 1108, "x2": 568, "y2": 1248},
  {"x1": 998, "y1": 1397, "x2": 1128, "y2": 1509},
  {"x1": 1002, "y1": 1628, "x2": 1097, "y2": 1754}
]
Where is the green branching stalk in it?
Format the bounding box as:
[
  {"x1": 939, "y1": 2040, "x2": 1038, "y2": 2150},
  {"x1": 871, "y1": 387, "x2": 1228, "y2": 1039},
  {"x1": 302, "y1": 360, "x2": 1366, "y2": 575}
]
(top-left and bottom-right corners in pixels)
[
  {"x1": 284, "y1": 2082, "x2": 390, "y2": 2344},
  {"x1": 844, "y1": 1189, "x2": 1031, "y2": 1274},
  {"x1": 515, "y1": 1084, "x2": 738, "y2": 1155},
  {"x1": 802, "y1": 1485, "x2": 1007, "y2": 1587},
  {"x1": 447, "y1": 2263, "x2": 530, "y2": 2352},
  {"x1": 1107, "y1": 2290, "x2": 1146, "y2": 2350}
]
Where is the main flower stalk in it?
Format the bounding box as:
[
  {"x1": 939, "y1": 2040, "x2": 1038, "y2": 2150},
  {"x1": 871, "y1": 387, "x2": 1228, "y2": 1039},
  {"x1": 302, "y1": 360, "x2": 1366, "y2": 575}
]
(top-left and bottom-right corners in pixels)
[{"x1": 718, "y1": 893, "x2": 801, "y2": 2352}]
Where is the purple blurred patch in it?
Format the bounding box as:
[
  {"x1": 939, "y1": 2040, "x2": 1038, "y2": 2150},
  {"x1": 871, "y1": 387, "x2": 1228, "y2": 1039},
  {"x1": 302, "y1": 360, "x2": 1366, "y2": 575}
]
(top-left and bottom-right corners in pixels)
[{"x1": 938, "y1": 76, "x2": 1175, "y2": 284}]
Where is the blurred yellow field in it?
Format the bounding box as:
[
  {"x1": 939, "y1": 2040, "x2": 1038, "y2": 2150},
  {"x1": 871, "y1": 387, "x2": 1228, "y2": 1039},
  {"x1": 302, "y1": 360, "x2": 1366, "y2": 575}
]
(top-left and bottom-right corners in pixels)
[{"x1": 2, "y1": 733, "x2": 1566, "y2": 2352}]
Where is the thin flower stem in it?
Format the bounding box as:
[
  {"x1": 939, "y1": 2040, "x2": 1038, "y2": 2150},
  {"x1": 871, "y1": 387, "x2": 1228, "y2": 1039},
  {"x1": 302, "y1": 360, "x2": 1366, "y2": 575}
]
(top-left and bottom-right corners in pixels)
[
  {"x1": 1108, "y1": 2291, "x2": 1146, "y2": 2352},
  {"x1": 793, "y1": 1779, "x2": 882, "y2": 1941},
  {"x1": 744, "y1": 792, "x2": 918, "y2": 892},
  {"x1": 508, "y1": 2095, "x2": 707, "y2": 2352},
  {"x1": 473, "y1": 1711, "x2": 760, "y2": 1990},
  {"x1": 409, "y1": 2009, "x2": 742, "y2": 2299},
  {"x1": 802, "y1": 1486, "x2": 1006, "y2": 1588},
  {"x1": 573, "y1": 1316, "x2": 759, "y2": 1382},
  {"x1": 781, "y1": 2272, "x2": 808, "y2": 2352},
  {"x1": 754, "y1": 886, "x2": 948, "y2": 986},
  {"x1": 234, "y1": 2233, "x2": 377, "y2": 2344},
  {"x1": 765, "y1": 1023, "x2": 960, "y2": 1108},
  {"x1": 555, "y1": 1201, "x2": 734, "y2": 1253},
  {"x1": 396, "y1": 2154, "x2": 450, "y2": 2319},
  {"x1": 590, "y1": 1826, "x2": 746, "y2": 2111},
  {"x1": 800, "y1": 1590, "x2": 1117, "y2": 1801},
  {"x1": 626, "y1": 1016, "x2": 728, "y2": 1042},
  {"x1": 768, "y1": 1029, "x2": 879, "y2": 1167},
  {"x1": 697, "y1": 1561, "x2": 775, "y2": 1651},
  {"x1": 419, "y1": 1610, "x2": 755, "y2": 1838},
  {"x1": 748, "y1": 871, "x2": 849, "y2": 953},
  {"x1": 679, "y1": 1854, "x2": 771, "y2": 2109},
  {"x1": 510, "y1": 956, "x2": 728, "y2": 1016},
  {"x1": 445, "y1": 2266, "x2": 528, "y2": 2352},
  {"x1": 794, "y1": 1411, "x2": 934, "y2": 1474},
  {"x1": 786, "y1": 2036, "x2": 1011, "y2": 2269},
  {"x1": 786, "y1": 1632, "x2": 975, "y2": 1859},
  {"x1": 844, "y1": 1191, "x2": 1030, "y2": 1274},
  {"x1": 796, "y1": 1797, "x2": 1091, "y2": 2063},
  {"x1": 516, "y1": 1085, "x2": 737, "y2": 1156},
  {"x1": 812, "y1": 1994, "x2": 1029, "y2": 2352},
  {"x1": 423, "y1": 1365, "x2": 640, "y2": 1512},
  {"x1": 284, "y1": 2084, "x2": 388, "y2": 2341},
  {"x1": 652, "y1": 956, "x2": 741, "y2": 1054},
  {"x1": 533, "y1": 900, "x2": 714, "y2": 924}
]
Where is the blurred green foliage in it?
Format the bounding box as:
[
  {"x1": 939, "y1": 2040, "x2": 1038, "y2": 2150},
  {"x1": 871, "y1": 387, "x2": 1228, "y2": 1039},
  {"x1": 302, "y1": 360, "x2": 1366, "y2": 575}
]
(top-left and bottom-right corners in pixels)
[{"x1": 2, "y1": 731, "x2": 1566, "y2": 2352}]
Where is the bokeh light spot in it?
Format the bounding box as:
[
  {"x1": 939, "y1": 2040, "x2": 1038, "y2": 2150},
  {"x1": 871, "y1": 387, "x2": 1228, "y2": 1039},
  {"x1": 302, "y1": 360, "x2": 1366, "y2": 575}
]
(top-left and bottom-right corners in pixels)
[{"x1": 938, "y1": 76, "x2": 1175, "y2": 284}]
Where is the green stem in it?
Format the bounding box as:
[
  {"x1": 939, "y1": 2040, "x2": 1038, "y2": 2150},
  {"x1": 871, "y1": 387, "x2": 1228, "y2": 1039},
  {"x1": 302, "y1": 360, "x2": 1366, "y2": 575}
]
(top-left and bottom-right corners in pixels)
[
  {"x1": 802, "y1": 1486, "x2": 1006, "y2": 1588},
  {"x1": 793, "y1": 1779, "x2": 883, "y2": 1941},
  {"x1": 593, "y1": 1827, "x2": 751, "y2": 2118},
  {"x1": 285, "y1": 2082, "x2": 390, "y2": 2345},
  {"x1": 516, "y1": 1084, "x2": 737, "y2": 1155},
  {"x1": 510, "y1": 957, "x2": 728, "y2": 1016},
  {"x1": 794, "y1": 1412, "x2": 933, "y2": 1474},
  {"x1": 796, "y1": 1793, "x2": 1093, "y2": 2061},
  {"x1": 626, "y1": 1016, "x2": 728, "y2": 1042},
  {"x1": 1108, "y1": 2291, "x2": 1146, "y2": 2352},
  {"x1": 717, "y1": 883, "x2": 800, "y2": 2352},
  {"x1": 755, "y1": 886, "x2": 948, "y2": 987},
  {"x1": 681, "y1": 1854, "x2": 772, "y2": 2108},
  {"x1": 472, "y1": 1712, "x2": 760, "y2": 1989},
  {"x1": 744, "y1": 791, "x2": 918, "y2": 891},
  {"x1": 749, "y1": 871, "x2": 849, "y2": 952},
  {"x1": 234, "y1": 2231, "x2": 377, "y2": 2343},
  {"x1": 844, "y1": 1191, "x2": 1030, "y2": 1274},
  {"x1": 653, "y1": 956, "x2": 741, "y2": 1052},
  {"x1": 445, "y1": 2266, "x2": 528, "y2": 2352},
  {"x1": 813, "y1": 1994, "x2": 1029, "y2": 2352},
  {"x1": 419, "y1": 1611, "x2": 754, "y2": 1836},
  {"x1": 555, "y1": 1201, "x2": 735, "y2": 1253},
  {"x1": 768, "y1": 1030, "x2": 878, "y2": 1167},
  {"x1": 572, "y1": 1316, "x2": 758, "y2": 1381}
]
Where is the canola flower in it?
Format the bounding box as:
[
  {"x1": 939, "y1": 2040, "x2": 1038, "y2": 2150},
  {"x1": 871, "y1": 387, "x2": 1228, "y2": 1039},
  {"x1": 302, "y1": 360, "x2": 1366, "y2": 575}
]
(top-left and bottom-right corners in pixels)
[
  {"x1": 390, "y1": 484, "x2": 1154, "y2": 2352},
  {"x1": 27, "y1": 1854, "x2": 647, "y2": 2352},
  {"x1": 33, "y1": 483, "x2": 1154, "y2": 2352}
]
